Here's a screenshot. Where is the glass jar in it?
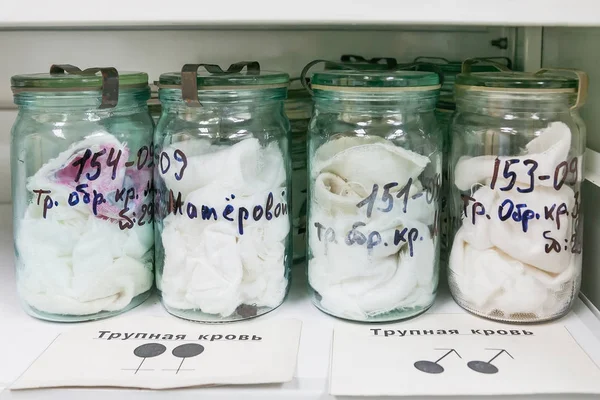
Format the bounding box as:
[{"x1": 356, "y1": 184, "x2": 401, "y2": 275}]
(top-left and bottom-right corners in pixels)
[
  {"x1": 154, "y1": 62, "x2": 291, "y2": 322},
  {"x1": 448, "y1": 69, "x2": 588, "y2": 323},
  {"x1": 305, "y1": 67, "x2": 442, "y2": 322},
  {"x1": 285, "y1": 78, "x2": 312, "y2": 265},
  {"x1": 10, "y1": 65, "x2": 154, "y2": 322}
]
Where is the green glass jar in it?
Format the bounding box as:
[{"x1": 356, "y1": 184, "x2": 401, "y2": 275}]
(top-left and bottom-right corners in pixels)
[
  {"x1": 10, "y1": 65, "x2": 154, "y2": 322},
  {"x1": 154, "y1": 62, "x2": 292, "y2": 322},
  {"x1": 305, "y1": 66, "x2": 442, "y2": 322},
  {"x1": 449, "y1": 70, "x2": 587, "y2": 323},
  {"x1": 285, "y1": 78, "x2": 312, "y2": 265}
]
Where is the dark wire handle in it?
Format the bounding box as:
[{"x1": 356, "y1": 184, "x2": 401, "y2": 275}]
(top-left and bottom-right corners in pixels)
[
  {"x1": 181, "y1": 61, "x2": 261, "y2": 107},
  {"x1": 300, "y1": 59, "x2": 355, "y2": 96},
  {"x1": 49, "y1": 64, "x2": 119, "y2": 109},
  {"x1": 461, "y1": 58, "x2": 511, "y2": 73},
  {"x1": 413, "y1": 56, "x2": 451, "y2": 64},
  {"x1": 341, "y1": 54, "x2": 397, "y2": 68},
  {"x1": 396, "y1": 62, "x2": 445, "y2": 87},
  {"x1": 475, "y1": 57, "x2": 513, "y2": 70},
  {"x1": 340, "y1": 54, "x2": 367, "y2": 63}
]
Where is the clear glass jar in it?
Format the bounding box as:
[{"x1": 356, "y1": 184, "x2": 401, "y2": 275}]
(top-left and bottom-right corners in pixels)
[
  {"x1": 448, "y1": 70, "x2": 587, "y2": 323},
  {"x1": 154, "y1": 63, "x2": 291, "y2": 322},
  {"x1": 306, "y1": 68, "x2": 442, "y2": 322},
  {"x1": 10, "y1": 66, "x2": 154, "y2": 322},
  {"x1": 285, "y1": 79, "x2": 312, "y2": 265}
]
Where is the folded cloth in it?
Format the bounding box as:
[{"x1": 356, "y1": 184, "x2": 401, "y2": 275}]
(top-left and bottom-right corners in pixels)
[
  {"x1": 27, "y1": 133, "x2": 150, "y2": 220},
  {"x1": 454, "y1": 122, "x2": 572, "y2": 191},
  {"x1": 308, "y1": 135, "x2": 438, "y2": 319},
  {"x1": 158, "y1": 137, "x2": 289, "y2": 318},
  {"x1": 162, "y1": 138, "x2": 287, "y2": 199},
  {"x1": 17, "y1": 133, "x2": 153, "y2": 316},
  {"x1": 449, "y1": 227, "x2": 578, "y2": 318},
  {"x1": 312, "y1": 135, "x2": 431, "y2": 197},
  {"x1": 309, "y1": 220, "x2": 436, "y2": 320},
  {"x1": 460, "y1": 184, "x2": 575, "y2": 274}
]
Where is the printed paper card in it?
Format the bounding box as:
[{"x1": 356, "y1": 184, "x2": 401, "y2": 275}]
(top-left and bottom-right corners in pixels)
[
  {"x1": 11, "y1": 317, "x2": 302, "y2": 390},
  {"x1": 330, "y1": 313, "x2": 600, "y2": 396}
]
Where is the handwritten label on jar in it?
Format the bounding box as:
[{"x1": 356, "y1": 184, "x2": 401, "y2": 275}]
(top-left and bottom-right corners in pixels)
[
  {"x1": 164, "y1": 190, "x2": 288, "y2": 236},
  {"x1": 30, "y1": 144, "x2": 155, "y2": 231},
  {"x1": 313, "y1": 174, "x2": 441, "y2": 257},
  {"x1": 157, "y1": 148, "x2": 289, "y2": 236},
  {"x1": 462, "y1": 156, "x2": 582, "y2": 255}
]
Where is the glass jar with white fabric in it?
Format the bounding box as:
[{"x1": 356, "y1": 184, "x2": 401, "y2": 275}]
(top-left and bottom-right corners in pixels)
[
  {"x1": 448, "y1": 68, "x2": 588, "y2": 323},
  {"x1": 10, "y1": 65, "x2": 154, "y2": 322},
  {"x1": 154, "y1": 62, "x2": 291, "y2": 322},
  {"x1": 304, "y1": 64, "x2": 442, "y2": 322}
]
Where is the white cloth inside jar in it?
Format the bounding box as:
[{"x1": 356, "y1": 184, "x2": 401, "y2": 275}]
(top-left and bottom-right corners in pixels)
[
  {"x1": 308, "y1": 135, "x2": 438, "y2": 320},
  {"x1": 17, "y1": 134, "x2": 154, "y2": 316},
  {"x1": 158, "y1": 138, "x2": 289, "y2": 318},
  {"x1": 449, "y1": 121, "x2": 580, "y2": 318},
  {"x1": 454, "y1": 122, "x2": 572, "y2": 191}
]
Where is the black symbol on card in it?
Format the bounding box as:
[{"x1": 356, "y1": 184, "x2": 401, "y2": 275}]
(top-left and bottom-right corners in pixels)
[
  {"x1": 163, "y1": 343, "x2": 205, "y2": 374},
  {"x1": 414, "y1": 349, "x2": 461, "y2": 374},
  {"x1": 123, "y1": 343, "x2": 167, "y2": 374},
  {"x1": 467, "y1": 349, "x2": 513, "y2": 374}
]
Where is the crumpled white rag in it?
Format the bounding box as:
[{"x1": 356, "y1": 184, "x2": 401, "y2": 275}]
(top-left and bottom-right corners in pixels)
[{"x1": 157, "y1": 137, "x2": 290, "y2": 318}]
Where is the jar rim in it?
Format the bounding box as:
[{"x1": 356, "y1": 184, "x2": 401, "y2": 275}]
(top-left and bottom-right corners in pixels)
[
  {"x1": 455, "y1": 71, "x2": 578, "y2": 91},
  {"x1": 11, "y1": 71, "x2": 149, "y2": 92},
  {"x1": 158, "y1": 70, "x2": 289, "y2": 88},
  {"x1": 310, "y1": 70, "x2": 440, "y2": 89}
]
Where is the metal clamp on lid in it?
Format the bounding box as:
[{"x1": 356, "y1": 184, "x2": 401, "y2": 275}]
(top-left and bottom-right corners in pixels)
[
  {"x1": 461, "y1": 58, "x2": 512, "y2": 73},
  {"x1": 181, "y1": 61, "x2": 260, "y2": 107},
  {"x1": 416, "y1": 56, "x2": 513, "y2": 71},
  {"x1": 300, "y1": 59, "x2": 355, "y2": 95},
  {"x1": 340, "y1": 54, "x2": 398, "y2": 68},
  {"x1": 414, "y1": 56, "x2": 452, "y2": 64},
  {"x1": 535, "y1": 68, "x2": 589, "y2": 110},
  {"x1": 50, "y1": 64, "x2": 119, "y2": 109}
]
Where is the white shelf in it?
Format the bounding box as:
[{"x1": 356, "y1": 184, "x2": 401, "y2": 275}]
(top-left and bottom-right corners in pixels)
[
  {"x1": 1, "y1": 0, "x2": 600, "y2": 28},
  {"x1": 1, "y1": 203, "x2": 600, "y2": 399}
]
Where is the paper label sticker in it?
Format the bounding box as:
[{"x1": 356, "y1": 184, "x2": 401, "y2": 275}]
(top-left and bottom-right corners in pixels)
[
  {"x1": 11, "y1": 317, "x2": 302, "y2": 390},
  {"x1": 330, "y1": 314, "x2": 600, "y2": 397}
]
